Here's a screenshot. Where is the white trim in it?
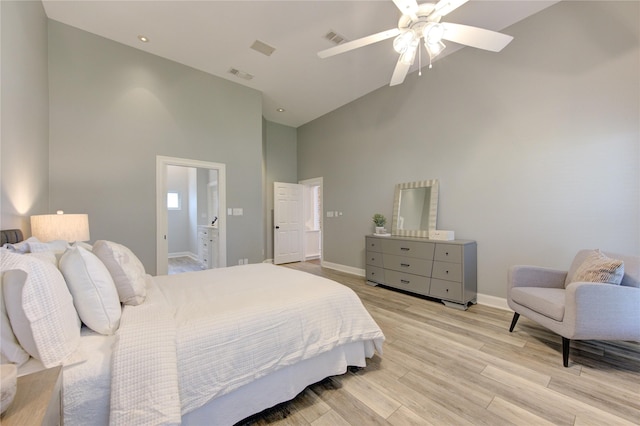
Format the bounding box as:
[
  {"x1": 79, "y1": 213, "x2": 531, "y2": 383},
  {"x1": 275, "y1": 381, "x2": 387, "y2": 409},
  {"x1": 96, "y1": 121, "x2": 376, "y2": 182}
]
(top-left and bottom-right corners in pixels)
[
  {"x1": 157, "y1": 155, "x2": 227, "y2": 275},
  {"x1": 476, "y1": 293, "x2": 510, "y2": 311},
  {"x1": 321, "y1": 261, "x2": 365, "y2": 277},
  {"x1": 320, "y1": 260, "x2": 512, "y2": 311},
  {"x1": 168, "y1": 251, "x2": 198, "y2": 260}
]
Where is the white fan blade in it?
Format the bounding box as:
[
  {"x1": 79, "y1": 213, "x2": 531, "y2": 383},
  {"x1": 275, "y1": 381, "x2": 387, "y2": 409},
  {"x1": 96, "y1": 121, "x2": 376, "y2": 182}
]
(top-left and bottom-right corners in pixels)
[
  {"x1": 390, "y1": 55, "x2": 411, "y2": 86},
  {"x1": 441, "y1": 22, "x2": 514, "y2": 52},
  {"x1": 318, "y1": 28, "x2": 401, "y2": 59},
  {"x1": 393, "y1": 0, "x2": 419, "y2": 19},
  {"x1": 433, "y1": 0, "x2": 469, "y2": 17}
]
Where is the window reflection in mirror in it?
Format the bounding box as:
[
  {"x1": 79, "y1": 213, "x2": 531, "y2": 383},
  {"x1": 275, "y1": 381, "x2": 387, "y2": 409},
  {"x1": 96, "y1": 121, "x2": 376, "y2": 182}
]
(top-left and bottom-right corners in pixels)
[{"x1": 391, "y1": 180, "x2": 439, "y2": 238}]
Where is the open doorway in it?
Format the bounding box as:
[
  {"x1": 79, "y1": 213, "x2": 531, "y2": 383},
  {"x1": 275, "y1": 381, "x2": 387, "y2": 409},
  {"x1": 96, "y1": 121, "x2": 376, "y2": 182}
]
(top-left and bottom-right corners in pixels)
[
  {"x1": 300, "y1": 177, "x2": 323, "y2": 262},
  {"x1": 156, "y1": 156, "x2": 226, "y2": 275},
  {"x1": 165, "y1": 166, "x2": 220, "y2": 274}
]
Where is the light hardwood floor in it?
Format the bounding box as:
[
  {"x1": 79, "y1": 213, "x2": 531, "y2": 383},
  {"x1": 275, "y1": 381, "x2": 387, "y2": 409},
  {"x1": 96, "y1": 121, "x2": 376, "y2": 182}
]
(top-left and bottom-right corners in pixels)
[
  {"x1": 238, "y1": 260, "x2": 640, "y2": 426},
  {"x1": 168, "y1": 256, "x2": 203, "y2": 274}
]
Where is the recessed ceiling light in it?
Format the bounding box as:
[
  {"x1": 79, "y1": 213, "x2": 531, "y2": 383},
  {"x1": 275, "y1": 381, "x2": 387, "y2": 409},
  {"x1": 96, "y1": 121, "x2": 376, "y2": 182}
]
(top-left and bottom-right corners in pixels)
[
  {"x1": 277, "y1": 108, "x2": 285, "y2": 113},
  {"x1": 138, "y1": 35, "x2": 149, "y2": 43}
]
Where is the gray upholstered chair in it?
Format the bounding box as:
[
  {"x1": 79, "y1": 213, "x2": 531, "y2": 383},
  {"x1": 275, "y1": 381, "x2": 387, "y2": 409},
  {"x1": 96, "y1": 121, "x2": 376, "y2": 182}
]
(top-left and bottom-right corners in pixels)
[{"x1": 507, "y1": 249, "x2": 640, "y2": 367}]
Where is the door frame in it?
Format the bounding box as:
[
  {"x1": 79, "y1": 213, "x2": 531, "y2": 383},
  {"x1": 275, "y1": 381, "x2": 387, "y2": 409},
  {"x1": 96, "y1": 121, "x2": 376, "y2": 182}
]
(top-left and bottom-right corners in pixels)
[
  {"x1": 299, "y1": 177, "x2": 323, "y2": 263},
  {"x1": 156, "y1": 155, "x2": 226, "y2": 275}
]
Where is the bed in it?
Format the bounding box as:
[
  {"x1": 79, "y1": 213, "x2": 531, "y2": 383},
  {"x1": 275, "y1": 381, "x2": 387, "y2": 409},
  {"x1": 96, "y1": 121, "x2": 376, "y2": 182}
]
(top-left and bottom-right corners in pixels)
[{"x1": 0, "y1": 229, "x2": 384, "y2": 425}]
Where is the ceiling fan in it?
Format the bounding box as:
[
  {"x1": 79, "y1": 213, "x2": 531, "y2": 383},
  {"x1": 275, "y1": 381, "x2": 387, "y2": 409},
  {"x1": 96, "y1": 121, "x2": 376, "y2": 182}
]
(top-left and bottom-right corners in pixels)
[{"x1": 318, "y1": 0, "x2": 514, "y2": 86}]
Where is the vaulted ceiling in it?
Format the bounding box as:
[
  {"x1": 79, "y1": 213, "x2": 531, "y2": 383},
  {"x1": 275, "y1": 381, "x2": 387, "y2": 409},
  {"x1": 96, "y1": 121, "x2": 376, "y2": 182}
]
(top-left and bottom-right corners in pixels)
[{"x1": 42, "y1": 1, "x2": 558, "y2": 128}]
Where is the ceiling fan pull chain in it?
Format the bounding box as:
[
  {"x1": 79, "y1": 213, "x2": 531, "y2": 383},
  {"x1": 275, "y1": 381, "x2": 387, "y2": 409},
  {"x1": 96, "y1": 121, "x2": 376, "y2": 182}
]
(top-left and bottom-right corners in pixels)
[{"x1": 418, "y1": 42, "x2": 422, "y2": 76}]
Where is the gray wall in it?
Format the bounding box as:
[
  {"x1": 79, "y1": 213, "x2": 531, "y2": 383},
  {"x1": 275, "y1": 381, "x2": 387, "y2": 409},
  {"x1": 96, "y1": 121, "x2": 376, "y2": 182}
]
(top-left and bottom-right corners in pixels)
[
  {"x1": 48, "y1": 21, "x2": 264, "y2": 274},
  {"x1": 1, "y1": 1, "x2": 50, "y2": 231},
  {"x1": 297, "y1": 1, "x2": 640, "y2": 299},
  {"x1": 264, "y1": 120, "x2": 298, "y2": 260}
]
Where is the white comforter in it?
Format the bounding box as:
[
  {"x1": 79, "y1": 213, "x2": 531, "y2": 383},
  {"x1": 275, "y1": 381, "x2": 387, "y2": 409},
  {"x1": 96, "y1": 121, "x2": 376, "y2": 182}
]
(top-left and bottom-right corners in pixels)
[{"x1": 109, "y1": 263, "x2": 384, "y2": 425}]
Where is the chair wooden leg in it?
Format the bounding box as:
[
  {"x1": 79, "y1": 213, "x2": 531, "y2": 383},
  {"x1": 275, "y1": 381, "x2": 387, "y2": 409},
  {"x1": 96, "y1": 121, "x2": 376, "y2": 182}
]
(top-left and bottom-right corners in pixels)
[
  {"x1": 562, "y1": 337, "x2": 570, "y2": 367},
  {"x1": 509, "y1": 312, "x2": 520, "y2": 332}
]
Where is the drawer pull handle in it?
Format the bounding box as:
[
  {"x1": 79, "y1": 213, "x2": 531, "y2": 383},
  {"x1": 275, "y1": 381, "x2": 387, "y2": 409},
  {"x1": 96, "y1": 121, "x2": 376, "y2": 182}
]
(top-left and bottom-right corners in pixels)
[
  {"x1": 445, "y1": 270, "x2": 449, "y2": 274},
  {"x1": 400, "y1": 247, "x2": 410, "y2": 251},
  {"x1": 401, "y1": 263, "x2": 410, "y2": 267},
  {"x1": 400, "y1": 279, "x2": 410, "y2": 284},
  {"x1": 445, "y1": 252, "x2": 449, "y2": 256},
  {"x1": 446, "y1": 289, "x2": 449, "y2": 292}
]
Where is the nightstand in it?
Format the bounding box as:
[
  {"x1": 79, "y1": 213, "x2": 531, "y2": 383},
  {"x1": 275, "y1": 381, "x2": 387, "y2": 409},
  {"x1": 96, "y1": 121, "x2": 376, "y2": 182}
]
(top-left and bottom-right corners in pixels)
[{"x1": 1, "y1": 365, "x2": 63, "y2": 426}]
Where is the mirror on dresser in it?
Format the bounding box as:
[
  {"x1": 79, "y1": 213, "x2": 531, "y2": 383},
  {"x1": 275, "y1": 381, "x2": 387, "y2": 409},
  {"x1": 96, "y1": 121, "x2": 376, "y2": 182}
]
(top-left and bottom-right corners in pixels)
[{"x1": 391, "y1": 179, "x2": 439, "y2": 238}]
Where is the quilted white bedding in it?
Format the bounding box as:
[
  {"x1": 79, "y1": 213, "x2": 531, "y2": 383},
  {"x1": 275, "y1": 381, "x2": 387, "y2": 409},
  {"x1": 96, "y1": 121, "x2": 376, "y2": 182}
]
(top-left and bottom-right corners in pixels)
[{"x1": 109, "y1": 263, "x2": 384, "y2": 425}]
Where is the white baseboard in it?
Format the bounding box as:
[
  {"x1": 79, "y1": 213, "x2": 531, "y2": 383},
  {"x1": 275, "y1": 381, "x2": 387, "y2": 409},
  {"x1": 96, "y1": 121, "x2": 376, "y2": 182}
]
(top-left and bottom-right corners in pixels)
[
  {"x1": 317, "y1": 261, "x2": 511, "y2": 311},
  {"x1": 168, "y1": 251, "x2": 197, "y2": 260},
  {"x1": 476, "y1": 293, "x2": 510, "y2": 311},
  {"x1": 263, "y1": 258, "x2": 274, "y2": 264},
  {"x1": 321, "y1": 261, "x2": 365, "y2": 277}
]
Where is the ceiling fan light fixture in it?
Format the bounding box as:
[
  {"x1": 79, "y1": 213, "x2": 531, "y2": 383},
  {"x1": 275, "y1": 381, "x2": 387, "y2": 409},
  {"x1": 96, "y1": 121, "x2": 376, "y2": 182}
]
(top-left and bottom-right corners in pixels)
[
  {"x1": 425, "y1": 39, "x2": 446, "y2": 58},
  {"x1": 423, "y1": 23, "x2": 445, "y2": 44},
  {"x1": 393, "y1": 30, "x2": 417, "y2": 54},
  {"x1": 399, "y1": 41, "x2": 418, "y2": 65}
]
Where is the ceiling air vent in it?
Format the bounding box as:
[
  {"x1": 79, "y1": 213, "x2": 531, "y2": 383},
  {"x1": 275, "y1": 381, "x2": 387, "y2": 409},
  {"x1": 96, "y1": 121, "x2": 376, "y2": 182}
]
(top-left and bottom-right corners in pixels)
[
  {"x1": 324, "y1": 30, "x2": 348, "y2": 45},
  {"x1": 250, "y1": 40, "x2": 276, "y2": 57},
  {"x1": 228, "y1": 68, "x2": 254, "y2": 81}
]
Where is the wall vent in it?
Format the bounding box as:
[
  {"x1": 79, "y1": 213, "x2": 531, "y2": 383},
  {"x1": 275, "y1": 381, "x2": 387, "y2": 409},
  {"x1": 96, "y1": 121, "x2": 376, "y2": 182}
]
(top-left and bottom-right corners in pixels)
[
  {"x1": 324, "y1": 30, "x2": 348, "y2": 45},
  {"x1": 250, "y1": 40, "x2": 276, "y2": 56},
  {"x1": 228, "y1": 68, "x2": 254, "y2": 81}
]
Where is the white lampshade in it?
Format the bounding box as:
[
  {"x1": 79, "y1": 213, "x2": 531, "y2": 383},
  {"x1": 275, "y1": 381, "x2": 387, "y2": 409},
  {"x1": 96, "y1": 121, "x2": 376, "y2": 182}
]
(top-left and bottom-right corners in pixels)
[{"x1": 31, "y1": 212, "x2": 90, "y2": 242}]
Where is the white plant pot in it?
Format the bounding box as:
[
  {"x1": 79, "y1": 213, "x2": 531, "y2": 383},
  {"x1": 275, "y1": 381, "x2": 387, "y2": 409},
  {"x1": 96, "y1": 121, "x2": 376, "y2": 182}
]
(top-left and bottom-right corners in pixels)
[{"x1": 375, "y1": 227, "x2": 385, "y2": 234}]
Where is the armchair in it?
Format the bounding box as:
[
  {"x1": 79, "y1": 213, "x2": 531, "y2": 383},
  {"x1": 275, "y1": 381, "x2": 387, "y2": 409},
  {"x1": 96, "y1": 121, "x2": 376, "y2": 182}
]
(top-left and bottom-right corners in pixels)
[{"x1": 508, "y1": 249, "x2": 640, "y2": 367}]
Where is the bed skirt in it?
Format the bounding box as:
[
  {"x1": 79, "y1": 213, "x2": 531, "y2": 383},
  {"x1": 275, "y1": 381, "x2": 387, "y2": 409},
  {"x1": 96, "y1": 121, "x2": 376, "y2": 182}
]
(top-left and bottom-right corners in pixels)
[{"x1": 182, "y1": 339, "x2": 377, "y2": 425}]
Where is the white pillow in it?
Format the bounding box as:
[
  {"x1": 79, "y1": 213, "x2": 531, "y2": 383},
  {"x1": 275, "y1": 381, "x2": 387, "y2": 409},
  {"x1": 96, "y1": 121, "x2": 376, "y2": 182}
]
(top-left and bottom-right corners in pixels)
[
  {"x1": 25, "y1": 251, "x2": 58, "y2": 267},
  {"x1": 59, "y1": 246, "x2": 121, "y2": 335},
  {"x1": 0, "y1": 270, "x2": 30, "y2": 366},
  {"x1": 28, "y1": 239, "x2": 69, "y2": 254},
  {"x1": 93, "y1": 240, "x2": 146, "y2": 305},
  {"x1": 2, "y1": 236, "x2": 40, "y2": 253},
  {"x1": 1, "y1": 250, "x2": 81, "y2": 368}
]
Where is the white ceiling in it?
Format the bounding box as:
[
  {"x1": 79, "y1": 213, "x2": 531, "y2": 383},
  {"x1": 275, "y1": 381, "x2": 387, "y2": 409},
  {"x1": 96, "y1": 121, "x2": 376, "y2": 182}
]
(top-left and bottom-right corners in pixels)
[{"x1": 41, "y1": 0, "x2": 559, "y2": 128}]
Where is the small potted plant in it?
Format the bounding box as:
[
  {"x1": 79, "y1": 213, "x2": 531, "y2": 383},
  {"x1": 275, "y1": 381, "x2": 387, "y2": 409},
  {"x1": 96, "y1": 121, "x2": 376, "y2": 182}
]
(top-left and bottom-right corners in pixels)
[{"x1": 372, "y1": 213, "x2": 387, "y2": 234}]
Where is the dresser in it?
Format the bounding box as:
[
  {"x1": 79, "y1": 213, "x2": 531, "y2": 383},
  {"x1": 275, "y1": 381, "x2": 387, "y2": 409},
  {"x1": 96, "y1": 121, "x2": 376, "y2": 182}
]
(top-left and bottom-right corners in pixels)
[
  {"x1": 198, "y1": 225, "x2": 218, "y2": 269},
  {"x1": 365, "y1": 235, "x2": 477, "y2": 310}
]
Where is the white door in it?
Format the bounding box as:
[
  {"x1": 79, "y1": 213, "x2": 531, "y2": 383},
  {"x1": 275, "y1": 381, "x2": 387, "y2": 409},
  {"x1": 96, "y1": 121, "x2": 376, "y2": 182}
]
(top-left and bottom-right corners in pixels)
[{"x1": 274, "y1": 182, "x2": 303, "y2": 264}]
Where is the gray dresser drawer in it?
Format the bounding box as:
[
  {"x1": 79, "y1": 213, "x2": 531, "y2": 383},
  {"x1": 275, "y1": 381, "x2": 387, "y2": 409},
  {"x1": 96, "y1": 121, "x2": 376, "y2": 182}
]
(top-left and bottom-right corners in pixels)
[
  {"x1": 364, "y1": 236, "x2": 476, "y2": 309},
  {"x1": 366, "y1": 237, "x2": 383, "y2": 253},
  {"x1": 382, "y1": 239, "x2": 435, "y2": 259},
  {"x1": 431, "y1": 261, "x2": 462, "y2": 282},
  {"x1": 430, "y1": 279, "x2": 462, "y2": 301},
  {"x1": 384, "y1": 270, "x2": 430, "y2": 296},
  {"x1": 383, "y1": 254, "x2": 432, "y2": 276},
  {"x1": 366, "y1": 251, "x2": 383, "y2": 267},
  {"x1": 366, "y1": 265, "x2": 384, "y2": 284},
  {"x1": 434, "y1": 244, "x2": 462, "y2": 263}
]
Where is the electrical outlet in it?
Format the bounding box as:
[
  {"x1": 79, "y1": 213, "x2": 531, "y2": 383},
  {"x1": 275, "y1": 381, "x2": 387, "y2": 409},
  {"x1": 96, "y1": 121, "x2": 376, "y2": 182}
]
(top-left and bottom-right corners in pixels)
[
  {"x1": 244, "y1": 258, "x2": 248, "y2": 264},
  {"x1": 238, "y1": 259, "x2": 243, "y2": 265}
]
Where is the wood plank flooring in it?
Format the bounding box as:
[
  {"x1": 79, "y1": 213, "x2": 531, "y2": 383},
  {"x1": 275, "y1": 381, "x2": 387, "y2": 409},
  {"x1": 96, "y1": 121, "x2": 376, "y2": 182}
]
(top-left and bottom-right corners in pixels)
[
  {"x1": 238, "y1": 260, "x2": 640, "y2": 426},
  {"x1": 168, "y1": 256, "x2": 203, "y2": 274}
]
